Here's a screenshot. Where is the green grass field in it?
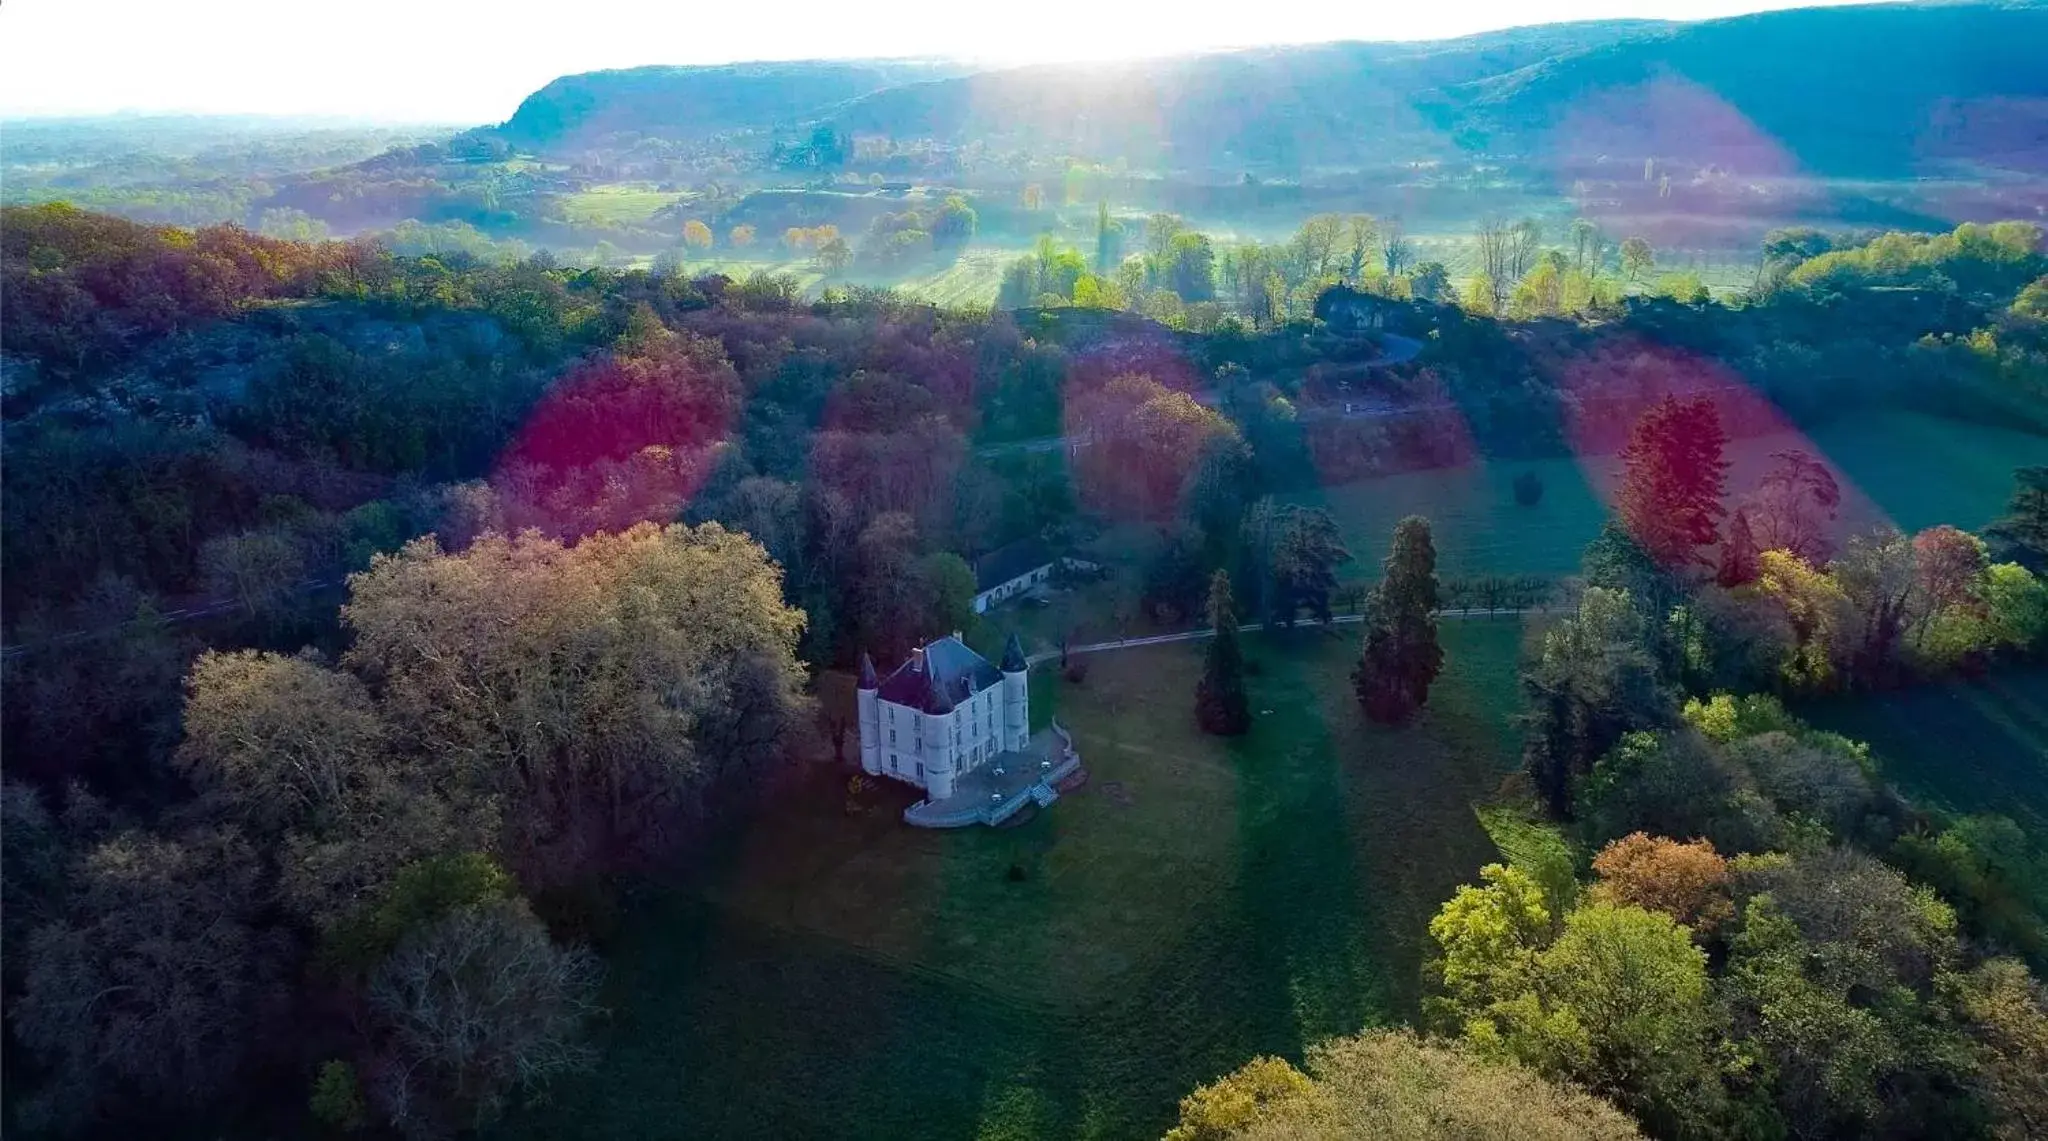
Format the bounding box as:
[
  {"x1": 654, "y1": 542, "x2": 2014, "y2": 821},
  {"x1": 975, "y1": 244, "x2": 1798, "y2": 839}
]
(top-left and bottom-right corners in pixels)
[
  {"x1": 1287, "y1": 410, "x2": 2039, "y2": 586},
  {"x1": 558, "y1": 185, "x2": 687, "y2": 228},
  {"x1": 504, "y1": 620, "x2": 1529, "y2": 1141},
  {"x1": 1800, "y1": 667, "x2": 2048, "y2": 836}
]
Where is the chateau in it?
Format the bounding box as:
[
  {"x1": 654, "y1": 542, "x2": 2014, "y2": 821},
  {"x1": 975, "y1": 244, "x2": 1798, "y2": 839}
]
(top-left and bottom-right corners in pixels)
[{"x1": 856, "y1": 633, "x2": 1080, "y2": 827}]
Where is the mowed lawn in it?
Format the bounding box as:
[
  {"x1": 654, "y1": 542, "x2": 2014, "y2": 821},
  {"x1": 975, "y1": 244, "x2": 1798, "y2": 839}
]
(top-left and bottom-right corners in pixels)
[
  {"x1": 1288, "y1": 410, "x2": 2040, "y2": 585},
  {"x1": 504, "y1": 620, "x2": 1528, "y2": 1141},
  {"x1": 1800, "y1": 667, "x2": 2048, "y2": 836}
]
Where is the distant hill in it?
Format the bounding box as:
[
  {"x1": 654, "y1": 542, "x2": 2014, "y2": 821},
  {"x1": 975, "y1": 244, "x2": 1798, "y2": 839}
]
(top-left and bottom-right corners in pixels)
[
  {"x1": 1448, "y1": 2, "x2": 2048, "y2": 175},
  {"x1": 497, "y1": 60, "x2": 975, "y2": 149},
  {"x1": 496, "y1": 3, "x2": 2048, "y2": 175}
]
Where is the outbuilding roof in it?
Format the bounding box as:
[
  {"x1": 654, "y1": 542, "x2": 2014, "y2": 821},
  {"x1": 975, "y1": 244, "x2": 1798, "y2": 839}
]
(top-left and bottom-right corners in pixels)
[{"x1": 973, "y1": 538, "x2": 1056, "y2": 593}]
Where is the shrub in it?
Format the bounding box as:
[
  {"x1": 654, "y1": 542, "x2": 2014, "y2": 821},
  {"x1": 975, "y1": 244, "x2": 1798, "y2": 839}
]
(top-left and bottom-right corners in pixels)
[
  {"x1": 310, "y1": 1059, "x2": 368, "y2": 1132},
  {"x1": 1514, "y1": 470, "x2": 1546, "y2": 507}
]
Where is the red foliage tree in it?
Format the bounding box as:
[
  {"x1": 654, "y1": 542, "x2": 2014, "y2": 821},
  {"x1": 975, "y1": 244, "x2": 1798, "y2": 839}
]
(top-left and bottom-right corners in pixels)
[{"x1": 1616, "y1": 396, "x2": 1729, "y2": 571}]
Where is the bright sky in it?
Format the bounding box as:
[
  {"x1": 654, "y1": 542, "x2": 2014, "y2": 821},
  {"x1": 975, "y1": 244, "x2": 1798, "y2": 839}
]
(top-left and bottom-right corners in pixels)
[{"x1": 0, "y1": 0, "x2": 1899, "y2": 125}]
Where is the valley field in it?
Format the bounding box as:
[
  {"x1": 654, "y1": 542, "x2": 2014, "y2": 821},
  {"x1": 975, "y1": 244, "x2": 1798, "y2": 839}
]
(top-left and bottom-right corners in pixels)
[{"x1": 503, "y1": 620, "x2": 1528, "y2": 1140}]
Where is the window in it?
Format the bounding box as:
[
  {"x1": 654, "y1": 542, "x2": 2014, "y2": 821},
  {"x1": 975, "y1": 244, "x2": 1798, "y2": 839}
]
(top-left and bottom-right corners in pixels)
[
  {"x1": 889, "y1": 729, "x2": 896, "y2": 744},
  {"x1": 916, "y1": 763, "x2": 924, "y2": 779}
]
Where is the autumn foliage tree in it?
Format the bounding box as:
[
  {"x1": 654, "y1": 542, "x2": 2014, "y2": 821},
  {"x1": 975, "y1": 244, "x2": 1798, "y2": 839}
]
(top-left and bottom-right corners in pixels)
[
  {"x1": 1589, "y1": 832, "x2": 1735, "y2": 936},
  {"x1": 1069, "y1": 373, "x2": 1239, "y2": 518},
  {"x1": 341, "y1": 522, "x2": 809, "y2": 883},
  {"x1": 1166, "y1": 1030, "x2": 1643, "y2": 1140},
  {"x1": 1616, "y1": 396, "x2": 1729, "y2": 571}
]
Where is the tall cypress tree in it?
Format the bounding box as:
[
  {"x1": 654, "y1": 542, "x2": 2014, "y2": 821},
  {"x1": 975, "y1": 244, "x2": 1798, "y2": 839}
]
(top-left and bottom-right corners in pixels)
[
  {"x1": 1195, "y1": 570, "x2": 1250, "y2": 736},
  {"x1": 1353, "y1": 516, "x2": 1444, "y2": 724}
]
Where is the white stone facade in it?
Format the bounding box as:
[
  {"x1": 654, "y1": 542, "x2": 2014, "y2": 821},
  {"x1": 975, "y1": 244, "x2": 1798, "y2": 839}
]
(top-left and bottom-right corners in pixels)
[{"x1": 857, "y1": 635, "x2": 1028, "y2": 802}]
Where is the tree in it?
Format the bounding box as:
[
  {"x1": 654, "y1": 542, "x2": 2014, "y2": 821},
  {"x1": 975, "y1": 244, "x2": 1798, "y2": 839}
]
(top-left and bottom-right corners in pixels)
[
  {"x1": 728, "y1": 223, "x2": 756, "y2": 249},
  {"x1": 1746, "y1": 450, "x2": 1841, "y2": 564},
  {"x1": 13, "y1": 827, "x2": 287, "y2": 1130},
  {"x1": 1143, "y1": 526, "x2": 1212, "y2": 624},
  {"x1": 1410, "y1": 261, "x2": 1453, "y2": 302},
  {"x1": 1616, "y1": 396, "x2": 1729, "y2": 570},
  {"x1": 1343, "y1": 214, "x2": 1378, "y2": 283},
  {"x1": 815, "y1": 236, "x2": 852, "y2": 274},
  {"x1": 341, "y1": 524, "x2": 808, "y2": 882},
  {"x1": 176, "y1": 649, "x2": 388, "y2": 835},
  {"x1": 1522, "y1": 588, "x2": 1671, "y2": 817},
  {"x1": 1170, "y1": 1030, "x2": 1644, "y2": 1140},
  {"x1": 913, "y1": 551, "x2": 978, "y2": 638},
  {"x1": 1831, "y1": 528, "x2": 1922, "y2": 685},
  {"x1": 199, "y1": 525, "x2": 308, "y2": 619},
  {"x1": 1476, "y1": 219, "x2": 1514, "y2": 311},
  {"x1": 1165, "y1": 1055, "x2": 1314, "y2": 1140},
  {"x1": 682, "y1": 219, "x2": 713, "y2": 250},
  {"x1": 1983, "y1": 561, "x2": 2048, "y2": 654},
  {"x1": 1621, "y1": 237, "x2": 1654, "y2": 283},
  {"x1": 1756, "y1": 548, "x2": 1855, "y2": 690},
  {"x1": 1196, "y1": 571, "x2": 1250, "y2": 736},
  {"x1": 1021, "y1": 183, "x2": 1044, "y2": 211},
  {"x1": 1717, "y1": 507, "x2": 1761, "y2": 587},
  {"x1": 1164, "y1": 230, "x2": 1218, "y2": 302},
  {"x1": 1589, "y1": 833, "x2": 1734, "y2": 936},
  {"x1": 1914, "y1": 524, "x2": 1989, "y2": 621},
  {"x1": 931, "y1": 195, "x2": 977, "y2": 251},
  {"x1": 365, "y1": 898, "x2": 601, "y2": 1134},
  {"x1": 1570, "y1": 219, "x2": 1600, "y2": 271},
  {"x1": 1535, "y1": 902, "x2": 1719, "y2": 1133},
  {"x1": 1353, "y1": 516, "x2": 1443, "y2": 724},
  {"x1": 175, "y1": 648, "x2": 465, "y2": 928},
  {"x1": 1510, "y1": 218, "x2": 1544, "y2": 282},
  {"x1": 1987, "y1": 467, "x2": 2048, "y2": 572},
  {"x1": 1514, "y1": 470, "x2": 1546, "y2": 507},
  {"x1": 1945, "y1": 958, "x2": 2048, "y2": 1140},
  {"x1": 1268, "y1": 506, "x2": 1351, "y2": 626},
  {"x1": 1094, "y1": 201, "x2": 1121, "y2": 273},
  {"x1": 1430, "y1": 863, "x2": 1552, "y2": 1016},
  {"x1": 1381, "y1": 216, "x2": 1414, "y2": 277}
]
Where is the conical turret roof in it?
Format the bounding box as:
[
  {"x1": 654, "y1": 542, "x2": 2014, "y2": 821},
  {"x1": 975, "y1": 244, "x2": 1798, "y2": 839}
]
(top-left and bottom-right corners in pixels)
[{"x1": 1000, "y1": 632, "x2": 1028, "y2": 673}]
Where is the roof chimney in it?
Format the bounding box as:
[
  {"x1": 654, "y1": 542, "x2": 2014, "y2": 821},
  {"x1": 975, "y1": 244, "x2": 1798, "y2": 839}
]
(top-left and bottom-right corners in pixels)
[{"x1": 910, "y1": 646, "x2": 925, "y2": 673}]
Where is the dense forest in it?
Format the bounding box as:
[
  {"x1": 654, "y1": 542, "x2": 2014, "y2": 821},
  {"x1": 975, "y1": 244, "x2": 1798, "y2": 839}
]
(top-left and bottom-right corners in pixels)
[{"x1": 2, "y1": 179, "x2": 2047, "y2": 1141}]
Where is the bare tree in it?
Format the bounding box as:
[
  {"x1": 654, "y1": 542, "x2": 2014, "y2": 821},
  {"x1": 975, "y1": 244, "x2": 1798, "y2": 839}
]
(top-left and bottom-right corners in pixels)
[
  {"x1": 1509, "y1": 218, "x2": 1544, "y2": 282},
  {"x1": 1475, "y1": 220, "x2": 1514, "y2": 313},
  {"x1": 1380, "y1": 216, "x2": 1414, "y2": 276},
  {"x1": 1746, "y1": 450, "x2": 1843, "y2": 564},
  {"x1": 367, "y1": 900, "x2": 603, "y2": 1136}
]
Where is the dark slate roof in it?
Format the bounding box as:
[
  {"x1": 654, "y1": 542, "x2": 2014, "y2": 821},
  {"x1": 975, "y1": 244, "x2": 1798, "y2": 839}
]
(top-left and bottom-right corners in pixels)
[
  {"x1": 876, "y1": 636, "x2": 1002, "y2": 714},
  {"x1": 973, "y1": 538, "x2": 1056, "y2": 592},
  {"x1": 1000, "y1": 632, "x2": 1027, "y2": 673},
  {"x1": 856, "y1": 651, "x2": 878, "y2": 690}
]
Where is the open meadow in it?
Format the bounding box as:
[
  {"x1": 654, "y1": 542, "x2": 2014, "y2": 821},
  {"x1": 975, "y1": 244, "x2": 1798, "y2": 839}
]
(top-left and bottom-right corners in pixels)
[
  {"x1": 1801, "y1": 667, "x2": 2048, "y2": 837},
  {"x1": 503, "y1": 619, "x2": 1529, "y2": 1141},
  {"x1": 1284, "y1": 409, "x2": 2041, "y2": 586}
]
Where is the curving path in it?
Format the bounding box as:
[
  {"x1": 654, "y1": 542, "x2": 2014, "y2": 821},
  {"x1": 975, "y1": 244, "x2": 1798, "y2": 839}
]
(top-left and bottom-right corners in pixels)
[{"x1": 1023, "y1": 605, "x2": 1542, "y2": 666}]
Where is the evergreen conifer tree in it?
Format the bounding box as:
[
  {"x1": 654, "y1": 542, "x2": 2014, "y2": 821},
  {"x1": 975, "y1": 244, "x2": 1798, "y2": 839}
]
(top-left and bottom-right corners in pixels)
[
  {"x1": 1353, "y1": 516, "x2": 1444, "y2": 724},
  {"x1": 1196, "y1": 570, "x2": 1250, "y2": 736}
]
